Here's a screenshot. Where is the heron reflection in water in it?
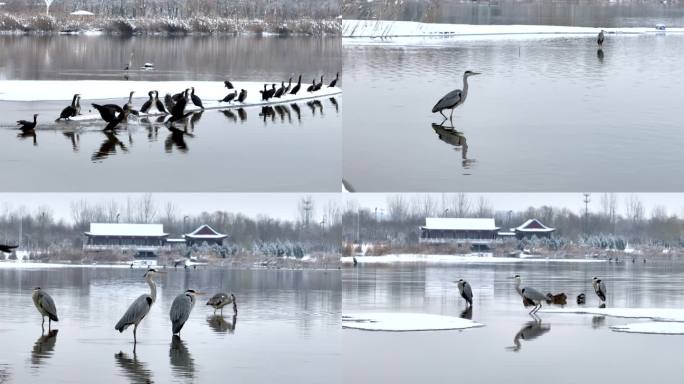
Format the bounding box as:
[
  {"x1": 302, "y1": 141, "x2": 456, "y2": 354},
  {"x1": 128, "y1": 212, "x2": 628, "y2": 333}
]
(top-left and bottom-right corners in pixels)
[
  {"x1": 114, "y1": 350, "x2": 154, "y2": 383},
  {"x1": 506, "y1": 316, "x2": 550, "y2": 352},
  {"x1": 31, "y1": 329, "x2": 58, "y2": 367},
  {"x1": 431, "y1": 123, "x2": 474, "y2": 168},
  {"x1": 206, "y1": 313, "x2": 238, "y2": 334},
  {"x1": 170, "y1": 335, "x2": 195, "y2": 379}
]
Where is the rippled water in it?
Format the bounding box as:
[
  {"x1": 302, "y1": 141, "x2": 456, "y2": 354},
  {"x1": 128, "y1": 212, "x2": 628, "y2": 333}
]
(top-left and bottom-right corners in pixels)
[
  {"x1": 343, "y1": 259, "x2": 684, "y2": 384},
  {"x1": 343, "y1": 34, "x2": 684, "y2": 191},
  {"x1": 0, "y1": 35, "x2": 342, "y2": 192},
  {"x1": 0, "y1": 267, "x2": 340, "y2": 384}
]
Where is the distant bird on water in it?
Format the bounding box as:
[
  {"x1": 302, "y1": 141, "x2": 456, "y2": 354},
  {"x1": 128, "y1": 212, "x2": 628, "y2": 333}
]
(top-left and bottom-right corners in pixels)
[
  {"x1": 597, "y1": 30, "x2": 605, "y2": 48},
  {"x1": 190, "y1": 87, "x2": 204, "y2": 109},
  {"x1": 17, "y1": 114, "x2": 38, "y2": 131},
  {"x1": 224, "y1": 80, "x2": 234, "y2": 90},
  {"x1": 592, "y1": 277, "x2": 607, "y2": 303},
  {"x1": 576, "y1": 293, "x2": 586, "y2": 305},
  {"x1": 313, "y1": 75, "x2": 324, "y2": 91},
  {"x1": 218, "y1": 91, "x2": 238, "y2": 103},
  {"x1": 237, "y1": 89, "x2": 247, "y2": 103},
  {"x1": 0, "y1": 244, "x2": 18, "y2": 253},
  {"x1": 306, "y1": 79, "x2": 316, "y2": 93},
  {"x1": 432, "y1": 70, "x2": 481, "y2": 122},
  {"x1": 32, "y1": 287, "x2": 58, "y2": 331},
  {"x1": 170, "y1": 289, "x2": 202, "y2": 336},
  {"x1": 455, "y1": 279, "x2": 473, "y2": 307},
  {"x1": 140, "y1": 91, "x2": 155, "y2": 113},
  {"x1": 290, "y1": 75, "x2": 302, "y2": 95},
  {"x1": 206, "y1": 293, "x2": 237, "y2": 316},
  {"x1": 329, "y1": 72, "x2": 339, "y2": 88},
  {"x1": 153, "y1": 91, "x2": 167, "y2": 114}
]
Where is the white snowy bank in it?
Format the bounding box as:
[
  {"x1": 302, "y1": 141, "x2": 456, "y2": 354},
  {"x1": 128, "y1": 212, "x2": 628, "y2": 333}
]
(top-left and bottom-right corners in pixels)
[
  {"x1": 342, "y1": 312, "x2": 483, "y2": 331},
  {"x1": 341, "y1": 254, "x2": 607, "y2": 265},
  {"x1": 343, "y1": 19, "x2": 683, "y2": 39},
  {"x1": 611, "y1": 322, "x2": 684, "y2": 335},
  {"x1": 0, "y1": 80, "x2": 341, "y2": 120}
]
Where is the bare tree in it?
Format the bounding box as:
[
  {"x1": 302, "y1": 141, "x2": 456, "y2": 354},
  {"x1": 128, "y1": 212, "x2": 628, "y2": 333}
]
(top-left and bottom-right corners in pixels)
[
  {"x1": 136, "y1": 193, "x2": 158, "y2": 223},
  {"x1": 475, "y1": 196, "x2": 493, "y2": 218}
]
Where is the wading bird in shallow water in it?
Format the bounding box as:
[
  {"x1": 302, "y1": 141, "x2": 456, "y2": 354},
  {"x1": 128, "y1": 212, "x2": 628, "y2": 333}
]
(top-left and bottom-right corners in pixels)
[
  {"x1": 17, "y1": 114, "x2": 38, "y2": 131},
  {"x1": 592, "y1": 277, "x2": 607, "y2": 304},
  {"x1": 512, "y1": 274, "x2": 548, "y2": 315},
  {"x1": 115, "y1": 268, "x2": 161, "y2": 343},
  {"x1": 597, "y1": 30, "x2": 605, "y2": 48},
  {"x1": 170, "y1": 289, "x2": 203, "y2": 336},
  {"x1": 206, "y1": 293, "x2": 237, "y2": 316},
  {"x1": 432, "y1": 70, "x2": 481, "y2": 122},
  {"x1": 32, "y1": 287, "x2": 58, "y2": 331},
  {"x1": 455, "y1": 279, "x2": 473, "y2": 307}
]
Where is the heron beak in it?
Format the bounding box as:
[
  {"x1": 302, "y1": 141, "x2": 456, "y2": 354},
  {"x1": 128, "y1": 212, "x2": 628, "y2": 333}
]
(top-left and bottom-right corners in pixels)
[{"x1": 472, "y1": 72, "x2": 482, "y2": 75}]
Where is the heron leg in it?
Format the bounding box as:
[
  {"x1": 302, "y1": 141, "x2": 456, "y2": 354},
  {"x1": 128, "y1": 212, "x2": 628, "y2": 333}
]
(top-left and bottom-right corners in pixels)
[
  {"x1": 439, "y1": 110, "x2": 447, "y2": 120},
  {"x1": 220, "y1": 307, "x2": 223, "y2": 316},
  {"x1": 48, "y1": 318, "x2": 52, "y2": 331},
  {"x1": 133, "y1": 324, "x2": 138, "y2": 344}
]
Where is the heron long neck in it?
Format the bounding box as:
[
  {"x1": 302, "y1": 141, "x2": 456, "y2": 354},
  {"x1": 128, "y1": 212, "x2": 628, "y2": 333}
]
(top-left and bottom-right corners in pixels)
[
  {"x1": 146, "y1": 277, "x2": 157, "y2": 303},
  {"x1": 514, "y1": 278, "x2": 522, "y2": 297},
  {"x1": 462, "y1": 74, "x2": 469, "y2": 97}
]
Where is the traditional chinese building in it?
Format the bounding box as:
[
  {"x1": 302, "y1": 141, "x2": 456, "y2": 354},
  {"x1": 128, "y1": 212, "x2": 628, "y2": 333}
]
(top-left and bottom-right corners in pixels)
[
  {"x1": 419, "y1": 218, "x2": 499, "y2": 244},
  {"x1": 513, "y1": 219, "x2": 555, "y2": 239},
  {"x1": 83, "y1": 223, "x2": 169, "y2": 251},
  {"x1": 184, "y1": 224, "x2": 228, "y2": 247}
]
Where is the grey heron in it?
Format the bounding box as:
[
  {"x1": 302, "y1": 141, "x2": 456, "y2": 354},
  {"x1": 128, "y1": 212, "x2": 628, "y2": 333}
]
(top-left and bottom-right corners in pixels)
[
  {"x1": 597, "y1": 30, "x2": 605, "y2": 48},
  {"x1": 455, "y1": 279, "x2": 473, "y2": 307},
  {"x1": 206, "y1": 293, "x2": 237, "y2": 316},
  {"x1": 170, "y1": 289, "x2": 203, "y2": 336},
  {"x1": 512, "y1": 275, "x2": 548, "y2": 314},
  {"x1": 115, "y1": 268, "x2": 160, "y2": 343},
  {"x1": 432, "y1": 70, "x2": 481, "y2": 122},
  {"x1": 32, "y1": 287, "x2": 58, "y2": 331},
  {"x1": 592, "y1": 277, "x2": 607, "y2": 303}
]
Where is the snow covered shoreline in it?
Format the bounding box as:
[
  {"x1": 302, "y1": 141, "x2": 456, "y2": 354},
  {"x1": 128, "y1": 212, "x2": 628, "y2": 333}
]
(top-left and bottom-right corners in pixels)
[
  {"x1": 343, "y1": 312, "x2": 483, "y2": 331},
  {"x1": 341, "y1": 254, "x2": 607, "y2": 265},
  {"x1": 343, "y1": 19, "x2": 682, "y2": 39}
]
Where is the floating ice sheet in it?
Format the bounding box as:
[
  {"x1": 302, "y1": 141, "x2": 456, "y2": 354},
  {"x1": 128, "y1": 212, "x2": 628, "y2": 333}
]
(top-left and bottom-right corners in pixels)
[
  {"x1": 341, "y1": 254, "x2": 607, "y2": 265},
  {"x1": 611, "y1": 322, "x2": 684, "y2": 335},
  {"x1": 342, "y1": 312, "x2": 483, "y2": 332},
  {"x1": 542, "y1": 307, "x2": 684, "y2": 322}
]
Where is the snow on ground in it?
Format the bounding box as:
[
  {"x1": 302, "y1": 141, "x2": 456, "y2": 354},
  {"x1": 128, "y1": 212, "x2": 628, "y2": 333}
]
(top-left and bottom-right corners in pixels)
[
  {"x1": 542, "y1": 307, "x2": 684, "y2": 322},
  {"x1": 611, "y1": 322, "x2": 684, "y2": 335},
  {"x1": 341, "y1": 254, "x2": 608, "y2": 264},
  {"x1": 343, "y1": 19, "x2": 683, "y2": 39},
  {"x1": 0, "y1": 261, "x2": 136, "y2": 269},
  {"x1": 342, "y1": 312, "x2": 483, "y2": 332},
  {"x1": 0, "y1": 80, "x2": 342, "y2": 120}
]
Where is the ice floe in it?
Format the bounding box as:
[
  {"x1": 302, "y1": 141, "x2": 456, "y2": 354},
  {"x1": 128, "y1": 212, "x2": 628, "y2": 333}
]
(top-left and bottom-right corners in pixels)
[
  {"x1": 611, "y1": 322, "x2": 684, "y2": 335},
  {"x1": 0, "y1": 80, "x2": 342, "y2": 120},
  {"x1": 542, "y1": 307, "x2": 684, "y2": 322},
  {"x1": 343, "y1": 19, "x2": 684, "y2": 39},
  {"x1": 342, "y1": 312, "x2": 483, "y2": 332},
  {"x1": 341, "y1": 254, "x2": 607, "y2": 265}
]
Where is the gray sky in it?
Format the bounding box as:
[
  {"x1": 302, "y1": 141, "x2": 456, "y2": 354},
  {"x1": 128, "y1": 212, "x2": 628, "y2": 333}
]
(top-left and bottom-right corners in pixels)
[
  {"x1": 0, "y1": 193, "x2": 339, "y2": 223},
  {"x1": 344, "y1": 193, "x2": 684, "y2": 217}
]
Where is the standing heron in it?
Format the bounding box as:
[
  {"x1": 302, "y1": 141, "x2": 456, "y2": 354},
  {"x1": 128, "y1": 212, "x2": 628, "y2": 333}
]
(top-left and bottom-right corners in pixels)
[
  {"x1": 115, "y1": 268, "x2": 160, "y2": 343},
  {"x1": 455, "y1": 279, "x2": 473, "y2": 307},
  {"x1": 597, "y1": 30, "x2": 605, "y2": 48},
  {"x1": 170, "y1": 289, "x2": 202, "y2": 336},
  {"x1": 206, "y1": 293, "x2": 237, "y2": 316},
  {"x1": 32, "y1": 287, "x2": 58, "y2": 331},
  {"x1": 432, "y1": 70, "x2": 481, "y2": 122},
  {"x1": 512, "y1": 275, "x2": 548, "y2": 314},
  {"x1": 592, "y1": 277, "x2": 607, "y2": 303}
]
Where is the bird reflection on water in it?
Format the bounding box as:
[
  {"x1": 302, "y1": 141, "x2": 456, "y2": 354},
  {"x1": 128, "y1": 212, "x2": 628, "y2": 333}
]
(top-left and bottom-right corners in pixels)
[
  {"x1": 30, "y1": 330, "x2": 58, "y2": 368},
  {"x1": 169, "y1": 335, "x2": 195, "y2": 380},
  {"x1": 114, "y1": 350, "x2": 154, "y2": 384},
  {"x1": 506, "y1": 316, "x2": 551, "y2": 352},
  {"x1": 206, "y1": 313, "x2": 238, "y2": 334},
  {"x1": 431, "y1": 123, "x2": 475, "y2": 169}
]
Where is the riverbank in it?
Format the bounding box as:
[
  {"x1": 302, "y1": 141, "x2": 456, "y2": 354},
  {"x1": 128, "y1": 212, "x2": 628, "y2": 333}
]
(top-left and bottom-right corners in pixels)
[{"x1": 0, "y1": 14, "x2": 340, "y2": 36}]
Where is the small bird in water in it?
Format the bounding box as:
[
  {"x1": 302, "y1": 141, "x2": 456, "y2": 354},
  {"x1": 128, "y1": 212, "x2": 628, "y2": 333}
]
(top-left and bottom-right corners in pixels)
[
  {"x1": 190, "y1": 87, "x2": 204, "y2": 109},
  {"x1": 313, "y1": 75, "x2": 324, "y2": 91},
  {"x1": 170, "y1": 289, "x2": 202, "y2": 336},
  {"x1": 455, "y1": 279, "x2": 473, "y2": 307},
  {"x1": 329, "y1": 72, "x2": 339, "y2": 88},
  {"x1": 545, "y1": 292, "x2": 567, "y2": 306},
  {"x1": 206, "y1": 293, "x2": 237, "y2": 316},
  {"x1": 237, "y1": 89, "x2": 247, "y2": 103},
  {"x1": 306, "y1": 78, "x2": 316, "y2": 93},
  {"x1": 153, "y1": 91, "x2": 167, "y2": 114},
  {"x1": 17, "y1": 114, "x2": 39, "y2": 131},
  {"x1": 140, "y1": 91, "x2": 155, "y2": 113},
  {"x1": 32, "y1": 287, "x2": 59, "y2": 331},
  {"x1": 592, "y1": 277, "x2": 607, "y2": 303},
  {"x1": 0, "y1": 244, "x2": 18, "y2": 253},
  {"x1": 224, "y1": 80, "x2": 234, "y2": 89},
  {"x1": 56, "y1": 94, "x2": 80, "y2": 121},
  {"x1": 274, "y1": 81, "x2": 286, "y2": 98},
  {"x1": 218, "y1": 91, "x2": 238, "y2": 103},
  {"x1": 576, "y1": 293, "x2": 586, "y2": 305},
  {"x1": 597, "y1": 30, "x2": 605, "y2": 48},
  {"x1": 290, "y1": 74, "x2": 302, "y2": 95},
  {"x1": 432, "y1": 70, "x2": 481, "y2": 122}
]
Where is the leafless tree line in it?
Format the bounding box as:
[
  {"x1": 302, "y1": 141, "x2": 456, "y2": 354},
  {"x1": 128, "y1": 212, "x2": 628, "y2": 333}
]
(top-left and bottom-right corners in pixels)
[
  {"x1": 342, "y1": 193, "x2": 684, "y2": 246},
  {"x1": 0, "y1": 195, "x2": 341, "y2": 252}
]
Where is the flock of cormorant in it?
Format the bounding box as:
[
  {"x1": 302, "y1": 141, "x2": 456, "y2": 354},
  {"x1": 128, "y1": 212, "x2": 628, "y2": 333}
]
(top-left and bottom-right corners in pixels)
[{"x1": 15, "y1": 73, "x2": 341, "y2": 133}]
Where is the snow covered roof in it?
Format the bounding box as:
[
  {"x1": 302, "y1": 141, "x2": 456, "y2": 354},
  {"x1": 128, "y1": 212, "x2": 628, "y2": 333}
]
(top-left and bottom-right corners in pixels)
[
  {"x1": 422, "y1": 218, "x2": 498, "y2": 231},
  {"x1": 70, "y1": 10, "x2": 94, "y2": 16},
  {"x1": 85, "y1": 223, "x2": 168, "y2": 237},
  {"x1": 184, "y1": 224, "x2": 227, "y2": 239},
  {"x1": 515, "y1": 219, "x2": 555, "y2": 233},
  {"x1": 166, "y1": 238, "x2": 186, "y2": 243}
]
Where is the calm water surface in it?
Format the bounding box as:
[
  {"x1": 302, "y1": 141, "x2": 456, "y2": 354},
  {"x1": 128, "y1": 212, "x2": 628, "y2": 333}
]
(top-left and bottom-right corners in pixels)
[
  {"x1": 343, "y1": 34, "x2": 684, "y2": 191},
  {"x1": 343, "y1": 260, "x2": 684, "y2": 384},
  {"x1": 0, "y1": 36, "x2": 342, "y2": 191},
  {"x1": 0, "y1": 266, "x2": 340, "y2": 384}
]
